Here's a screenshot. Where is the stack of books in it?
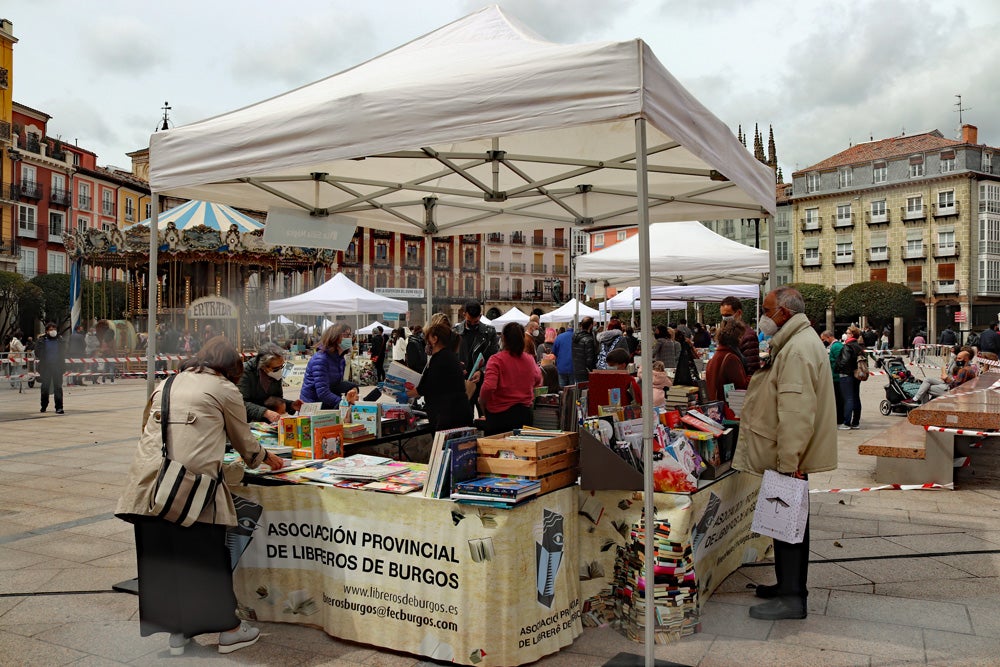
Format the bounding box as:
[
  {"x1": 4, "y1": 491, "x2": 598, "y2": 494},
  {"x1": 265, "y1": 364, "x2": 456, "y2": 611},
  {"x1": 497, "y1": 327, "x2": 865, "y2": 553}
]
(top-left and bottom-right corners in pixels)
[
  {"x1": 451, "y1": 476, "x2": 541, "y2": 508},
  {"x1": 423, "y1": 427, "x2": 480, "y2": 499},
  {"x1": 664, "y1": 385, "x2": 700, "y2": 410},
  {"x1": 725, "y1": 389, "x2": 746, "y2": 416},
  {"x1": 343, "y1": 422, "x2": 373, "y2": 443},
  {"x1": 532, "y1": 394, "x2": 562, "y2": 430}
]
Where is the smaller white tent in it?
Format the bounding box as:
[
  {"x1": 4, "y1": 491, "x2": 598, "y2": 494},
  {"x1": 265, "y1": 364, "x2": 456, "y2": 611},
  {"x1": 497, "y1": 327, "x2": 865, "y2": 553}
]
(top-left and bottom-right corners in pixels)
[
  {"x1": 601, "y1": 287, "x2": 686, "y2": 312},
  {"x1": 491, "y1": 307, "x2": 531, "y2": 326},
  {"x1": 269, "y1": 273, "x2": 407, "y2": 315},
  {"x1": 357, "y1": 320, "x2": 391, "y2": 335},
  {"x1": 540, "y1": 298, "x2": 603, "y2": 323},
  {"x1": 575, "y1": 221, "x2": 770, "y2": 287},
  {"x1": 256, "y1": 315, "x2": 300, "y2": 332}
]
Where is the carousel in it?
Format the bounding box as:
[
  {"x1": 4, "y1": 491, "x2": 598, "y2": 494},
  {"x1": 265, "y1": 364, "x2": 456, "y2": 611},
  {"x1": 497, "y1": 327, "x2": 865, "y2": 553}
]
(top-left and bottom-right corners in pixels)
[{"x1": 63, "y1": 200, "x2": 337, "y2": 348}]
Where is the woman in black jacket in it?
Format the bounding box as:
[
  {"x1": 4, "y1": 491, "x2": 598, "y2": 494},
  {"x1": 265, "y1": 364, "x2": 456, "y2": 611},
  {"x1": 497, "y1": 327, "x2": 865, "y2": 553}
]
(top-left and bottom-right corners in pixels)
[
  {"x1": 406, "y1": 322, "x2": 474, "y2": 431},
  {"x1": 672, "y1": 330, "x2": 705, "y2": 401},
  {"x1": 238, "y1": 341, "x2": 301, "y2": 423}
]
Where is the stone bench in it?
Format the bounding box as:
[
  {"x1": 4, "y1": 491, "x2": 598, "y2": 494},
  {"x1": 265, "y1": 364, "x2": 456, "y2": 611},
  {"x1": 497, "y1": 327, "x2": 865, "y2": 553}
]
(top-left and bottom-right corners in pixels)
[{"x1": 858, "y1": 419, "x2": 954, "y2": 486}]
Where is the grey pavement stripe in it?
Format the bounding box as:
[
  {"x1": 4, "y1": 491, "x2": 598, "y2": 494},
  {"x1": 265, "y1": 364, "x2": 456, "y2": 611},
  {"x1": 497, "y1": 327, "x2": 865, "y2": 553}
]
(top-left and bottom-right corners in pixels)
[
  {"x1": 0, "y1": 511, "x2": 117, "y2": 545},
  {"x1": 740, "y1": 548, "x2": 1000, "y2": 566},
  {"x1": 0, "y1": 590, "x2": 121, "y2": 598},
  {"x1": 0, "y1": 436, "x2": 136, "y2": 460}
]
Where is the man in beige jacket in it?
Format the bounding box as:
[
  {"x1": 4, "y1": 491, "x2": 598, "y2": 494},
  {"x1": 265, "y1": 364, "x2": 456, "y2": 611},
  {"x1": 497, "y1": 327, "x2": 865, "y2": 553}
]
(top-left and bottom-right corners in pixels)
[{"x1": 733, "y1": 286, "x2": 838, "y2": 620}]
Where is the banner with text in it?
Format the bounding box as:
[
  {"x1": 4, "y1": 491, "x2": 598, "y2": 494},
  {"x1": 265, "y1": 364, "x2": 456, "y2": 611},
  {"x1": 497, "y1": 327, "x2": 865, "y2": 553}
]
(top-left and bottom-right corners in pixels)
[{"x1": 234, "y1": 484, "x2": 581, "y2": 666}]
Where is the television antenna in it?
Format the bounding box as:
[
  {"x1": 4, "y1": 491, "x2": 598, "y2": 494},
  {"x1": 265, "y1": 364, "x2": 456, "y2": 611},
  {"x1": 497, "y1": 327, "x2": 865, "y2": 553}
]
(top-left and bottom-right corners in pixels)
[{"x1": 955, "y1": 94, "x2": 971, "y2": 134}]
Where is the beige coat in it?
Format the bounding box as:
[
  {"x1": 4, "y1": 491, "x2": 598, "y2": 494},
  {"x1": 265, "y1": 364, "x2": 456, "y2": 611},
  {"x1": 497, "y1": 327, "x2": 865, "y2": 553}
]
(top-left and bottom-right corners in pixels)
[
  {"x1": 732, "y1": 313, "x2": 838, "y2": 476},
  {"x1": 116, "y1": 369, "x2": 266, "y2": 526}
]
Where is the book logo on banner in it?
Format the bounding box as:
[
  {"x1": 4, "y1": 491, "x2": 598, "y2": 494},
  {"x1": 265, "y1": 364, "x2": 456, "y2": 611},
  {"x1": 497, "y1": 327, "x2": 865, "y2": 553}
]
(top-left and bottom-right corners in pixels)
[{"x1": 536, "y1": 509, "x2": 564, "y2": 608}]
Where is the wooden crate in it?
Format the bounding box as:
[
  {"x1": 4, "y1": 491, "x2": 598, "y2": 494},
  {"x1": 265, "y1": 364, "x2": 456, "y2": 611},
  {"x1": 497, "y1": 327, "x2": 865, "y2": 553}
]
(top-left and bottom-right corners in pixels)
[{"x1": 476, "y1": 431, "x2": 579, "y2": 495}]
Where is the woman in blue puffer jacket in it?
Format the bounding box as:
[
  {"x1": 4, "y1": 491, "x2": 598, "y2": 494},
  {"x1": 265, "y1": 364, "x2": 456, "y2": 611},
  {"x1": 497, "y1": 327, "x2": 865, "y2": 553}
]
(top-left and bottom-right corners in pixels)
[{"x1": 299, "y1": 323, "x2": 360, "y2": 409}]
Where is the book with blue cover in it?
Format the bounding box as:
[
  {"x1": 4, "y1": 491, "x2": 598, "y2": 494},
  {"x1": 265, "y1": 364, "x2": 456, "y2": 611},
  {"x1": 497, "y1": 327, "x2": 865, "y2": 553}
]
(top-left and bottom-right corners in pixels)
[
  {"x1": 453, "y1": 476, "x2": 541, "y2": 500},
  {"x1": 448, "y1": 434, "x2": 480, "y2": 495}
]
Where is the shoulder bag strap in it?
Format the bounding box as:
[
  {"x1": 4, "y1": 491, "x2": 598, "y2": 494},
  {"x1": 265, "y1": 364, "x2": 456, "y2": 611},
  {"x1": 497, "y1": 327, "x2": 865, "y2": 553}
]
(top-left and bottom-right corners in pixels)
[{"x1": 159, "y1": 373, "x2": 178, "y2": 459}]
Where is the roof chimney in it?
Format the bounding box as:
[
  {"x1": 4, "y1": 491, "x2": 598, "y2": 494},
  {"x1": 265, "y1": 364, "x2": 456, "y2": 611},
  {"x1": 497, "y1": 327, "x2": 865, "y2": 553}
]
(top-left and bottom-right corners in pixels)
[{"x1": 962, "y1": 124, "x2": 978, "y2": 145}]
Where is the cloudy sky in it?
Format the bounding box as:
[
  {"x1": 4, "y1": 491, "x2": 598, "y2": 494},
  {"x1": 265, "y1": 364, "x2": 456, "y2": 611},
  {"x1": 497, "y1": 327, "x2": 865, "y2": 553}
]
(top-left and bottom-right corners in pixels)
[{"x1": 8, "y1": 0, "x2": 1000, "y2": 178}]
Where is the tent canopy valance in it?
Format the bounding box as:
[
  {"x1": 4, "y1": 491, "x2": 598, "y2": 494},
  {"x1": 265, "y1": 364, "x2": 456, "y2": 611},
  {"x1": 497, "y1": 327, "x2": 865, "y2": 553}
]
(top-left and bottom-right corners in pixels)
[
  {"x1": 601, "y1": 287, "x2": 686, "y2": 312},
  {"x1": 269, "y1": 272, "x2": 407, "y2": 316},
  {"x1": 539, "y1": 298, "x2": 603, "y2": 324},
  {"x1": 575, "y1": 221, "x2": 770, "y2": 288}
]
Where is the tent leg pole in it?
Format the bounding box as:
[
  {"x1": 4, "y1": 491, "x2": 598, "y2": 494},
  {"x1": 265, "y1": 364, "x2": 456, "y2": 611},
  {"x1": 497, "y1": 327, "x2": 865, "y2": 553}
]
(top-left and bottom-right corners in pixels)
[
  {"x1": 146, "y1": 193, "x2": 159, "y2": 398},
  {"x1": 424, "y1": 232, "x2": 433, "y2": 322}
]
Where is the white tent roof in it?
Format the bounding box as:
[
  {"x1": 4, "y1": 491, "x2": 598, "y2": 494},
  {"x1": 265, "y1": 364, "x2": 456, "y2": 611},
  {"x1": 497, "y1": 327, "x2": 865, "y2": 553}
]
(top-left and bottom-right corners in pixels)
[
  {"x1": 539, "y1": 298, "x2": 602, "y2": 323},
  {"x1": 269, "y1": 273, "x2": 407, "y2": 315},
  {"x1": 256, "y1": 315, "x2": 300, "y2": 332},
  {"x1": 148, "y1": 7, "x2": 774, "y2": 236},
  {"x1": 647, "y1": 284, "x2": 759, "y2": 301},
  {"x1": 602, "y1": 287, "x2": 687, "y2": 311},
  {"x1": 491, "y1": 306, "x2": 530, "y2": 326},
  {"x1": 575, "y1": 221, "x2": 770, "y2": 287},
  {"x1": 357, "y1": 320, "x2": 391, "y2": 335}
]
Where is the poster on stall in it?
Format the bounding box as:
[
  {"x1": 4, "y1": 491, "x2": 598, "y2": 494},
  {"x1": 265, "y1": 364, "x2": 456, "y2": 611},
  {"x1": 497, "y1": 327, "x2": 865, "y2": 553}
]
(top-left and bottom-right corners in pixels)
[{"x1": 234, "y1": 484, "x2": 582, "y2": 666}]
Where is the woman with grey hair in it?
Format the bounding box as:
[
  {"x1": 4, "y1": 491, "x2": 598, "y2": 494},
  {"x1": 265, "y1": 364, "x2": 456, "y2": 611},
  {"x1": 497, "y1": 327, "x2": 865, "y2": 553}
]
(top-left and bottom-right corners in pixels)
[{"x1": 238, "y1": 341, "x2": 302, "y2": 423}]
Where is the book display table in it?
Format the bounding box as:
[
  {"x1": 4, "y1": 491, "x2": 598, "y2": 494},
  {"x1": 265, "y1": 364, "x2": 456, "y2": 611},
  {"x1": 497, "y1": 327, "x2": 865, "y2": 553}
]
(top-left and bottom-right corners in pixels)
[{"x1": 233, "y1": 483, "x2": 582, "y2": 666}]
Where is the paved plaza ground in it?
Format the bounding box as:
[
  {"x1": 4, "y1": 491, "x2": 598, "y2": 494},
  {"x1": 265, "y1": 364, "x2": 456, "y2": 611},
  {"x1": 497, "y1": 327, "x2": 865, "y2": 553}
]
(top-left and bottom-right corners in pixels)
[{"x1": 3, "y1": 369, "x2": 1000, "y2": 665}]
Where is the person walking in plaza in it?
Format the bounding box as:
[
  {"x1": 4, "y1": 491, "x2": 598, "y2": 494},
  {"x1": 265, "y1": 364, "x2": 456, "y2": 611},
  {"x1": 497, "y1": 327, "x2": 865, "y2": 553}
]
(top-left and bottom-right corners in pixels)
[
  {"x1": 95, "y1": 319, "x2": 117, "y2": 383},
  {"x1": 733, "y1": 286, "x2": 837, "y2": 620},
  {"x1": 454, "y1": 301, "x2": 499, "y2": 407},
  {"x1": 238, "y1": 341, "x2": 302, "y2": 423},
  {"x1": 552, "y1": 325, "x2": 575, "y2": 386},
  {"x1": 116, "y1": 336, "x2": 285, "y2": 655},
  {"x1": 406, "y1": 322, "x2": 475, "y2": 431},
  {"x1": 391, "y1": 327, "x2": 408, "y2": 365},
  {"x1": 36, "y1": 322, "x2": 65, "y2": 414},
  {"x1": 404, "y1": 324, "x2": 427, "y2": 371},
  {"x1": 651, "y1": 325, "x2": 681, "y2": 370},
  {"x1": 479, "y1": 322, "x2": 542, "y2": 435},
  {"x1": 369, "y1": 326, "x2": 387, "y2": 383},
  {"x1": 837, "y1": 326, "x2": 865, "y2": 430},
  {"x1": 571, "y1": 316, "x2": 599, "y2": 383},
  {"x1": 719, "y1": 295, "x2": 761, "y2": 375},
  {"x1": 820, "y1": 330, "x2": 845, "y2": 426},
  {"x1": 300, "y1": 324, "x2": 360, "y2": 410},
  {"x1": 910, "y1": 329, "x2": 926, "y2": 364}
]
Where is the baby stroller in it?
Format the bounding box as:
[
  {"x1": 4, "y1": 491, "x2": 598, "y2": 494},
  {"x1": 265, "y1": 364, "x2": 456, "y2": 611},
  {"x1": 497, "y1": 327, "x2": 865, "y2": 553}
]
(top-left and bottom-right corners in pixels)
[{"x1": 875, "y1": 355, "x2": 921, "y2": 415}]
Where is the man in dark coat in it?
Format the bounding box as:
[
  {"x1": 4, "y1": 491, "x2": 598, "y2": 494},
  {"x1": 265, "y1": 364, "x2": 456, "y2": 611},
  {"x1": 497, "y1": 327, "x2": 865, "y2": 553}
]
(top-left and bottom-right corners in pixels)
[
  {"x1": 369, "y1": 326, "x2": 387, "y2": 383},
  {"x1": 36, "y1": 322, "x2": 65, "y2": 414},
  {"x1": 454, "y1": 301, "x2": 499, "y2": 406},
  {"x1": 571, "y1": 316, "x2": 598, "y2": 382},
  {"x1": 977, "y1": 323, "x2": 999, "y2": 355}
]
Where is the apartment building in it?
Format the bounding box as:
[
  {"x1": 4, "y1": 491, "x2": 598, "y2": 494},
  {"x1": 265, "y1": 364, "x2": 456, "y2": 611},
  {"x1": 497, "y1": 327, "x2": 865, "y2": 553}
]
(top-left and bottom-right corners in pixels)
[
  {"x1": 0, "y1": 18, "x2": 15, "y2": 272},
  {"x1": 790, "y1": 125, "x2": 1000, "y2": 340}
]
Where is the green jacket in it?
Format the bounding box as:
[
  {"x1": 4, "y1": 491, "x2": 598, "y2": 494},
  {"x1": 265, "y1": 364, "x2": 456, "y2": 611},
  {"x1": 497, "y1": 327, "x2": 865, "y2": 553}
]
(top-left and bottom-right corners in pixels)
[
  {"x1": 732, "y1": 313, "x2": 838, "y2": 476},
  {"x1": 828, "y1": 340, "x2": 844, "y2": 380}
]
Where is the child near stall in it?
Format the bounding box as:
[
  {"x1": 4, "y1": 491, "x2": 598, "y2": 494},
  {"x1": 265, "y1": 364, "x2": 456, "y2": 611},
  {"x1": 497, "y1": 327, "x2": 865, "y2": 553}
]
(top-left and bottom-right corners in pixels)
[
  {"x1": 637, "y1": 360, "x2": 671, "y2": 407},
  {"x1": 263, "y1": 396, "x2": 287, "y2": 418}
]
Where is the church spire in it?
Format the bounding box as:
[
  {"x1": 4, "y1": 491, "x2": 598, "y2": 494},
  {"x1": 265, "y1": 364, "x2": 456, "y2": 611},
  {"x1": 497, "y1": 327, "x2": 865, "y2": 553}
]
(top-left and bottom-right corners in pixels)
[
  {"x1": 767, "y1": 124, "x2": 777, "y2": 169},
  {"x1": 737, "y1": 124, "x2": 745, "y2": 147},
  {"x1": 753, "y1": 123, "x2": 766, "y2": 162}
]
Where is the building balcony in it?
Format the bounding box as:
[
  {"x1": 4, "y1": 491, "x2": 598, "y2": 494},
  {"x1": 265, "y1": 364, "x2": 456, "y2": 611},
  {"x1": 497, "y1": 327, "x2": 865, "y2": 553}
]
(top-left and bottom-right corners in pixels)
[
  {"x1": 486, "y1": 289, "x2": 503, "y2": 301},
  {"x1": 933, "y1": 201, "x2": 960, "y2": 218},
  {"x1": 865, "y1": 210, "x2": 890, "y2": 226},
  {"x1": 102, "y1": 203, "x2": 116, "y2": 216},
  {"x1": 432, "y1": 261, "x2": 450, "y2": 271},
  {"x1": 487, "y1": 232, "x2": 504, "y2": 244},
  {"x1": 552, "y1": 265, "x2": 569, "y2": 275},
  {"x1": 509, "y1": 262, "x2": 526, "y2": 273},
  {"x1": 833, "y1": 214, "x2": 855, "y2": 229},
  {"x1": 486, "y1": 261, "x2": 504, "y2": 272},
  {"x1": 866, "y1": 248, "x2": 890, "y2": 263},
  {"x1": 14, "y1": 180, "x2": 43, "y2": 200},
  {"x1": 800, "y1": 218, "x2": 822, "y2": 232},
  {"x1": 371, "y1": 229, "x2": 392, "y2": 238},
  {"x1": 0, "y1": 120, "x2": 10, "y2": 143},
  {"x1": 23, "y1": 136, "x2": 41, "y2": 154},
  {"x1": 402, "y1": 258, "x2": 421, "y2": 269},
  {"x1": 551, "y1": 237, "x2": 568, "y2": 249},
  {"x1": 510, "y1": 234, "x2": 526, "y2": 245},
  {"x1": 77, "y1": 195, "x2": 92, "y2": 211},
  {"x1": 907, "y1": 280, "x2": 927, "y2": 295},
  {"x1": 340, "y1": 255, "x2": 360, "y2": 267},
  {"x1": 0, "y1": 239, "x2": 20, "y2": 258},
  {"x1": 832, "y1": 251, "x2": 854, "y2": 265},
  {"x1": 48, "y1": 223, "x2": 64, "y2": 241},
  {"x1": 531, "y1": 263, "x2": 547, "y2": 273},
  {"x1": 800, "y1": 253, "x2": 821, "y2": 268},
  {"x1": 461, "y1": 263, "x2": 478, "y2": 272},
  {"x1": 372, "y1": 257, "x2": 391, "y2": 268},
  {"x1": 934, "y1": 279, "x2": 960, "y2": 295},
  {"x1": 460, "y1": 234, "x2": 478, "y2": 243},
  {"x1": 901, "y1": 206, "x2": 926, "y2": 222},
  {"x1": 50, "y1": 187, "x2": 71, "y2": 207},
  {"x1": 531, "y1": 237, "x2": 547, "y2": 247},
  {"x1": 900, "y1": 244, "x2": 927, "y2": 260},
  {"x1": 932, "y1": 242, "x2": 960, "y2": 259}
]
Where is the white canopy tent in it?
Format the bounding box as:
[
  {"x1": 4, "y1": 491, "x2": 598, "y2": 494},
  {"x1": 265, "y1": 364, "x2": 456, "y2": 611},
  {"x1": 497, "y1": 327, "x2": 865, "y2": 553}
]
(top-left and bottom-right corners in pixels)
[
  {"x1": 304, "y1": 317, "x2": 337, "y2": 335},
  {"x1": 539, "y1": 298, "x2": 603, "y2": 324},
  {"x1": 268, "y1": 272, "x2": 407, "y2": 316},
  {"x1": 357, "y1": 320, "x2": 391, "y2": 335},
  {"x1": 490, "y1": 306, "x2": 530, "y2": 326},
  {"x1": 601, "y1": 286, "x2": 687, "y2": 311},
  {"x1": 143, "y1": 7, "x2": 775, "y2": 657},
  {"x1": 255, "y1": 315, "x2": 301, "y2": 332},
  {"x1": 576, "y1": 221, "x2": 771, "y2": 288}
]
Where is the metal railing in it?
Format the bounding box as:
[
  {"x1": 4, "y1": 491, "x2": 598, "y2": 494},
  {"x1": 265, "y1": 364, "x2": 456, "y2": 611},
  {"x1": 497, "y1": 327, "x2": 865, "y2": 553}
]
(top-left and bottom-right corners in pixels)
[
  {"x1": 800, "y1": 252, "x2": 821, "y2": 267},
  {"x1": 932, "y1": 242, "x2": 960, "y2": 258},
  {"x1": 510, "y1": 234, "x2": 526, "y2": 245},
  {"x1": 487, "y1": 233, "x2": 504, "y2": 244},
  {"x1": 14, "y1": 180, "x2": 43, "y2": 200},
  {"x1": 531, "y1": 263, "x2": 547, "y2": 273},
  {"x1": 800, "y1": 218, "x2": 822, "y2": 231},
  {"x1": 77, "y1": 195, "x2": 92, "y2": 211},
  {"x1": 866, "y1": 248, "x2": 890, "y2": 262},
  {"x1": 833, "y1": 213, "x2": 854, "y2": 228},
  {"x1": 531, "y1": 237, "x2": 547, "y2": 247},
  {"x1": 832, "y1": 251, "x2": 854, "y2": 265},
  {"x1": 50, "y1": 187, "x2": 71, "y2": 206},
  {"x1": 901, "y1": 206, "x2": 926, "y2": 221},
  {"x1": 865, "y1": 210, "x2": 890, "y2": 225},
  {"x1": 509, "y1": 262, "x2": 526, "y2": 273},
  {"x1": 932, "y1": 201, "x2": 960, "y2": 217},
  {"x1": 906, "y1": 280, "x2": 926, "y2": 294},
  {"x1": 486, "y1": 261, "x2": 504, "y2": 272},
  {"x1": 900, "y1": 244, "x2": 927, "y2": 260}
]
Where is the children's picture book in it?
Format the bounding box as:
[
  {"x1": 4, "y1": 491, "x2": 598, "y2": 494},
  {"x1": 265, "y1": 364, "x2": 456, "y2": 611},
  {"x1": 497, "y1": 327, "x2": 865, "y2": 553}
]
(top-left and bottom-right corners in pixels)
[
  {"x1": 423, "y1": 426, "x2": 479, "y2": 498},
  {"x1": 448, "y1": 434, "x2": 480, "y2": 494},
  {"x1": 453, "y1": 476, "x2": 541, "y2": 500},
  {"x1": 313, "y1": 423, "x2": 344, "y2": 459},
  {"x1": 298, "y1": 402, "x2": 322, "y2": 416},
  {"x1": 361, "y1": 480, "x2": 422, "y2": 494},
  {"x1": 349, "y1": 402, "x2": 381, "y2": 438}
]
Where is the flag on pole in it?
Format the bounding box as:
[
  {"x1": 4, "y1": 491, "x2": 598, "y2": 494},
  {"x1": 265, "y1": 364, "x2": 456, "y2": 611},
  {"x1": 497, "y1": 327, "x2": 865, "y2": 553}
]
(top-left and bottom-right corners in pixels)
[{"x1": 70, "y1": 258, "x2": 83, "y2": 330}]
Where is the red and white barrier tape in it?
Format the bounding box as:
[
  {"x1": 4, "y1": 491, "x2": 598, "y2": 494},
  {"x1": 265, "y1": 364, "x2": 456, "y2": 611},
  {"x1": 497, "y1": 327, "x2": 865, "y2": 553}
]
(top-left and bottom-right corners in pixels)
[
  {"x1": 923, "y1": 425, "x2": 1000, "y2": 438},
  {"x1": 810, "y1": 482, "x2": 953, "y2": 493}
]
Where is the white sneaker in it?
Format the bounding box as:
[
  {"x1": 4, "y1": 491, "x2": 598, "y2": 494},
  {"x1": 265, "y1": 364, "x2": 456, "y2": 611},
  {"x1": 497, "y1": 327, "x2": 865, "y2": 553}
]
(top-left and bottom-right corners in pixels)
[
  {"x1": 218, "y1": 621, "x2": 260, "y2": 654},
  {"x1": 168, "y1": 633, "x2": 189, "y2": 656},
  {"x1": 837, "y1": 424, "x2": 851, "y2": 431}
]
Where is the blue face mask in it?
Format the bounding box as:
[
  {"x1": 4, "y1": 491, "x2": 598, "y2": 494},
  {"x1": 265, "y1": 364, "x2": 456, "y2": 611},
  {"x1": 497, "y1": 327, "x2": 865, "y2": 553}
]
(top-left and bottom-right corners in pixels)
[{"x1": 339, "y1": 338, "x2": 353, "y2": 351}]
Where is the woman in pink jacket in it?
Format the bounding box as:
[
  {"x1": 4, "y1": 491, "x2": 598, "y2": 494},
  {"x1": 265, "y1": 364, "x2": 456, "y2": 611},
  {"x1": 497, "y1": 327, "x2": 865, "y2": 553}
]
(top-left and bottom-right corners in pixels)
[{"x1": 479, "y1": 322, "x2": 542, "y2": 435}]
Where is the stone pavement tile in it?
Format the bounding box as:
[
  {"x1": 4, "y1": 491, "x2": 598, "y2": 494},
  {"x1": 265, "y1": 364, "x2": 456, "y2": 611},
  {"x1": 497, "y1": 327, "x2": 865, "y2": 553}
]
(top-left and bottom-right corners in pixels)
[
  {"x1": 299, "y1": 659, "x2": 367, "y2": 667},
  {"x1": 0, "y1": 629, "x2": 87, "y2": 665},
  {"x1": 557, "y1": 624, "x2": 637, "y2": 658},
  {"x1": 932, "y1": 552, "x2": 1000, "y2": 577},
  {"x1": 0, "y1": 595, "x2": 24, "y2": 618},
  {"x1": 910, "y1": 511, "x2": 1000, "y2": 532},
  {"x1": 523, "y1": 650, "x2": 608, "y2": 666},
  {"x1": 877, "y1": 520, "x2": 966, "y2": 537},
  {"x1": 966, "y1": 529, "x2": 1000, "y2": 546},
  {"x1": 810, "y1": 536, "x2": 919, "y2": 560},
  {"x1": 258, "y1": 621, "x2": 380, "y2": 661},
  {"x1": 64, "y1": 518, "x2": 134, "y2": 542},
  {"x1": 0, "y1": 592, "x2": 136, "y2": 625},
  {"x1": 711, "y1": 569, "x2": 758, "y2": 594},
  {"x1": 923, "y1": 628, "x2": 1000, "y2": 665},
  {"x1": 128, "y1": 638, "x2": 314, "y2": 665},
  {"x1": 67, "y1": 655, "x2": 133, "y2": 667},
  {"x1": 815, "y1": 502, "x2": 910, "y2": 523},
  {"x1": 71, "y1": 472, "x2": 138, "y2": 486},
  {"x1": 653, "y1": 631, "x2": 715, "y2": 666},
  {"x1": 699, "y1": 636, "x2": 871, "y2": 667},
  {"x1": 884, "y1": 531, "x2": 1000, "y2": 554},
  {"x1": 838, "y1": 554, "x2": 974, "y2": 585},
  {"x1": 963, "y1": 601, "x2": 1000, "y2": 639},
  {"x1": 867, "y1": 576, "x2": 1000, "y2": 603},
  {"x1": 806, "y1": 562, "x2": 873, "y2": 590},
  {"x1": 83, "y1": 549, "x2": 136, "y2": 568},
  {"x1": 3, "y1": 623, "x2": 62, "y2": 637},
  {"x1": 357, "y1": 650, "x2": 423, "y2": 666},
  {"x1": 698, "y1": 600, "x2": 773, "y2": 640},
  {"x1": 5, "y1": 531, "x2": 132, "y2": 564},
  {"x1": 825, "y1": 588, "x2": 971, "y2": 633},
  {"x1": 2, "y1": 508, "x2": 98, "y2": 532},
  {"x1": 33, "y1": 495, "x2": 116, "y2": 513},
  {"x1": 36, "y1": 565, "x2": 137, "y2": 593},
  {"x1": 38, "y1": 620, "x2": 163, "y2": 663},
  {"x1": 811, "y1": 514, "x2": 881, "y2": 537},
  {"x1": 767, "y1": 613, "x2": 925, "y2": 661},
  {"x1": 0, "y1": 567, "x2": 60, "y2": 594}
]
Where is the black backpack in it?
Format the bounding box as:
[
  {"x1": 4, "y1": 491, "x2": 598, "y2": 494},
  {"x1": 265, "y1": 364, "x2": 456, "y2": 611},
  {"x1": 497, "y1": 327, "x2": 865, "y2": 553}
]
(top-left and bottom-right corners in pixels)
[{"x1": 405, "y1": 335, "x2": 428, "y2": 371}]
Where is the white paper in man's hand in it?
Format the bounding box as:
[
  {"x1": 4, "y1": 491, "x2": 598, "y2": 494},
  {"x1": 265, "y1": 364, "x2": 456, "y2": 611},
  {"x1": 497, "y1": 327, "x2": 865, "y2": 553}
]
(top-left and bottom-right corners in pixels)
[{"x1": 751, "y1": 469, "x2": 809, "y2": 544}]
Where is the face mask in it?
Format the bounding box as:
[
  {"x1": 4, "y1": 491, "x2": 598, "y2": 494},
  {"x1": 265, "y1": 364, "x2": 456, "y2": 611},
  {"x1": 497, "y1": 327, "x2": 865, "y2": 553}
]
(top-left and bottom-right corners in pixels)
[
  {"x1": 339, "y1": 338, "x2": 353, "y2": 351},
  {"x1": 47, "y1": 330, "x2": 57, "y2": 338},
  {"x1": 721, "y1": 315, "x2": 735, "y2": 322},
  {"x1": 266, "y1": 368, "x2": 284, "y2": 380},
  {"x1": 758, "y1": 315, "x2": 779, "y2": 337},
  {"x1": 955, "y1": 360, "x2": 966, "y2": 368}
]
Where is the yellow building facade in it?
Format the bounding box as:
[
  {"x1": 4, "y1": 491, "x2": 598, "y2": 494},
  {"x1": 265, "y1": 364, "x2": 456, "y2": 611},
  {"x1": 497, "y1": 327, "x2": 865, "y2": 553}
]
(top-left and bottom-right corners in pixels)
[{"x1": 0, "y1": 18, "x2": 16, "y2": 271}]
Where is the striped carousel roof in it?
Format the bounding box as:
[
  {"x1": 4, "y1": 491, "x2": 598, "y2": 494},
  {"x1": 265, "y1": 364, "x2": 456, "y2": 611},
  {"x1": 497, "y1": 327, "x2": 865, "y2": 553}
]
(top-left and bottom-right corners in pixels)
[{"x1": 137, "y1": 200, "x2": 264, "y2": 232}]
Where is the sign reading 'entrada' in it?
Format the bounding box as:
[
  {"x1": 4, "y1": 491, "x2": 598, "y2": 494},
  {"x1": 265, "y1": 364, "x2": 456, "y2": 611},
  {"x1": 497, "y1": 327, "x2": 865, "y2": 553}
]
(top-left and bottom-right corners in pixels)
[{"x1": 189, "y1": 296, "x2": 239, "y2": 319}]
